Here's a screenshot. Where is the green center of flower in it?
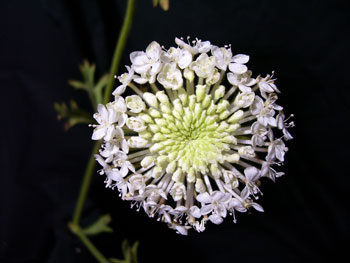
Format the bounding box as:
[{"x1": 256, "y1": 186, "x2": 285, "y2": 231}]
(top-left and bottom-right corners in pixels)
[{"x1": 136, "y1": 85, "x2": 242, "y2": 182}]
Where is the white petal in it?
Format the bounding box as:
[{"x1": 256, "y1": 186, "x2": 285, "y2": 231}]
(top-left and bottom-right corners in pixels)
[
  {"x1": 238, "y1": 84, "x2": 252, "y2": 93},
  {"x1": 211, "y1": 191, "x2": 224, "y2": 202},
  {"x1": 133, "y1": 76, "x2": 148, "y2": 84},
  {"x1": 189, "y1": 206, "x2": 201, "y2": 218},
  {"x1": 132, "y1": 64, "x2": 151, "y2": 74},
  {"x1": 104, "y1": 125, "x2": 115, "y2": 141},
  {"x1": 250, "y1": 96, "x2": 264, "y2": 115},
  {"x1": 112, "y1": 85, "x2": 126, "y2": 96},
  {"x1": 97, "y1": 104, "x2": 108, "y2": 120},
  {"x1": 259, "y1": 81, "x2": 274, "y2": 92},
  {"x1": 178, "y1": 49, "x2": 192, "y2": 69},
  {"x1": 95, "y1": 154, "x2": 107, "y2": 168},
  {"x1": 232, "y1": 54, "x2": 249, "y2": 64},
  {"x1": 196, "y1": 40, "x2": 211, "y2": 53},
  {"x1": 209, "y1": 214, "x2": 223, "y2": 224},
  {"x1": 251, "y1": 202, "x2": 264, "y2": 212},
  {"x1": 227, "y1": 72, "x2": 239, "y2": 86},
  {"x1": 196, "y1": 192, "x2": 211, "y2": 203},
  {"x1": 92, "y1": 126, "x2": 107, "y2": 140},
  {"x1": 146, "y1": 41, "x2": 161, "y2": 61},
  {"x1": 229, "y1": 63, "x2": 248, "y2": 74},
  {"x1": 200, "y1": 204, "x2": 213, "y2": 215},
  {"x1": 118, "y1": 114, "x2": 128, "y2": 127},
  {"x1": 216, "y1": 204, "x2": 227, "y2": 218},
  {"x1": 130, "y1": 51, "x2": 148, "y2": 65},
  {"x1": 150, "y1": 61, "x2": 162, "y2": 75},
  {"x1": 175, "y1": 225, "x2": 188, "y2": 235},
  {"x1": 244, "y1": 166, "x2": 260, "y2": 182}
]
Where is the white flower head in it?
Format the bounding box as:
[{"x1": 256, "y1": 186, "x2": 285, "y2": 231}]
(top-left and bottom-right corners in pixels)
[{"x1": 92, "y1": 37, "x2": 294, "y2": 234}]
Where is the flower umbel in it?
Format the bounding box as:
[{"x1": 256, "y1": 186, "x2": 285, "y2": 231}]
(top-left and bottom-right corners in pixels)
[{"x1": 91, "y1": 37, "x2": 294, "y2": 235}]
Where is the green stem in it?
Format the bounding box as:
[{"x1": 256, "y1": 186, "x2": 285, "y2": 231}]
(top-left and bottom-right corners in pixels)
[
  {"x1": 104, "y1": 0, "x2": 137, "y2": 104},
  {"x1": 70, "y1": 224, "x2": 109, "y2": 263},
  {"x1": 72, "y1": 141, "x2": 101, "y2": 225}
]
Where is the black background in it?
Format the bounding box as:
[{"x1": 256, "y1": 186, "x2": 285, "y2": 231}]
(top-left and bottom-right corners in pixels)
[{"x1": 1, "y1": 0, "x2": 349, "y2": 262}]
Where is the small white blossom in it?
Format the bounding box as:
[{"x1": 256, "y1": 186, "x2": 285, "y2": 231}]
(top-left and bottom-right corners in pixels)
[
  {"x1": 127, "y1": 136, "x2": 148, "y2": 148},
  {"x1": 126, "y1": 117, "x2": 146, "y2": 132},
  {"x1": 211, "y1": 45, "x2": 232, "y2": 71},
  {"x1": 276, "y1": 111, "x2": 294, "y2": 140},
  {"x1": 112, "y1": 66, "x2": 134, "y2": 96},
  {"x1": 238, "y1": 146, "x2": 256, "y2": 157},
  {"x1": 227, "y1": 70, "x2": 256, "y2": 92},
  {"x1": 128, "y1": 174, "x2": 146, "y2": 196},
  {"x1": 250, "y1": 96, "x2": 277, "y2": 127},
  {"x1": 267, "y1": 139, "x2": 288, "y2": 162},
  {"x1": 130, "y1": 41, "x2": 162, "y2": 75},
  {"x1": 197, "y1": 191, "x2": 231, "y2": 224},
  {"x1": 190, "y1": 53, "x2": 216, "y2": 78},
  {"x1": 162, "y1": 47, "x2": 192, "y2": 69},
  {"x1": 234, "y1": 91, "x2": 255, "y2": 108},
  {"x1": 170, "y1": 182, "x2": 187, "y2": 201},
  {"x1": 92, "y1": 104, "x2": 118, "y2": 141},
  {"x1": 157, "y1": 62, "x2": 183, "y2": 90},
  {"x1": 125, "y1": 95, "x2": 145, "y2": 113},
  {"x1": 256, "y1": 72, "x2": 280, "y2": 99}
]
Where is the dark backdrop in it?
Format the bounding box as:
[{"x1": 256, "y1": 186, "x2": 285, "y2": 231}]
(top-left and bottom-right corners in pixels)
[{"x1": 1, "y1": 0, "x2": 349, "y2": 262}]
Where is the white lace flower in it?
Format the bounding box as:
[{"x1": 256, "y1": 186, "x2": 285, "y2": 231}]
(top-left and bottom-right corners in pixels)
[{"x1": 91, "y1": 37, "x2": 294, "y2": 235}]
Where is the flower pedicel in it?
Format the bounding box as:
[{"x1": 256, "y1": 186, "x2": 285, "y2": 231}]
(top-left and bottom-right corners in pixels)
[{"x1": 91, "y1": 37, "x2": 294, "y2": 235}]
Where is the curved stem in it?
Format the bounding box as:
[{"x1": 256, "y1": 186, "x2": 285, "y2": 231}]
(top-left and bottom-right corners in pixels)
[
  {"x1": 104, "y1": 0, "x2": 137, "y2": 104},
  {"x1": 70, "y1": 223, "x2": 109, "y2": 263},
  {"x1": 72, "y1": 141, "x2": 101, "y2": 225}
]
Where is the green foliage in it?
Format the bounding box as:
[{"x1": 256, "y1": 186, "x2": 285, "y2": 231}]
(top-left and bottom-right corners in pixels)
[
  {"x1": 69, "y1": 60, "x2": 109, "y2": 108},
  {"x1": 109, "y1": 240, "x2": 139, "y2": 263},
  {"x1": 54, "y1": 100, "x2": 94, "y2": 130},
  {"x1": 54, "y1": 60, "x2": 109, "y2": 130},
  {"x1": 82, "y1": 214, "x2": 113, "y2": 236}
]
